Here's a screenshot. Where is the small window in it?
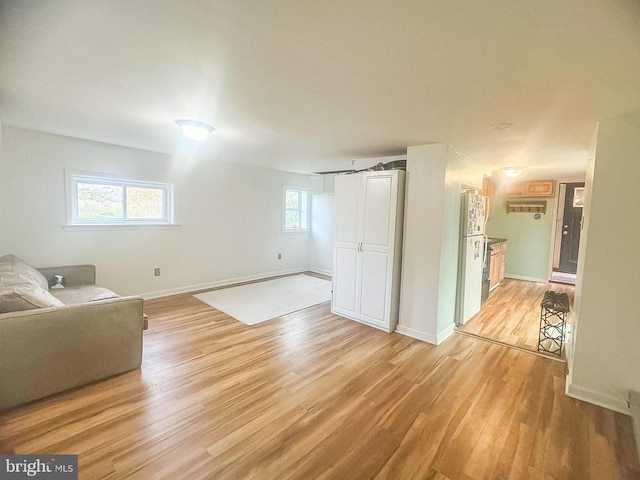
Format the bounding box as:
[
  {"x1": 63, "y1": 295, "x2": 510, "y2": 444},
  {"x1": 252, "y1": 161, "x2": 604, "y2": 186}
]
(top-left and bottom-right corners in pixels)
[
  {"x1": 283, "y1": 188, "x2": 309, "y2": 231},
  {"x1": 573, "y1": 187, "x2": 585, "y2": 208},
  {"x1": 69, "y1": 174, "x2": 174, "y2": 225}
]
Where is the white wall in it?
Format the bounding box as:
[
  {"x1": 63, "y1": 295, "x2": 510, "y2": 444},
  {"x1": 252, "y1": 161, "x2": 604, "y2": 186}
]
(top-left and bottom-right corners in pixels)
[
  {"x1": 0, "y1": 127, "x2": 313, "y2": 297},
  {"x1": 397, "y1": 144, "x2": 448, "y2": 344},
  {"x1": 567, "y1": 112, "x2": 640, "y2": 413},
  {"x1": 397, "y1": 144, "x2": 488, "y2": 344},
  {"x1": 309, "y1": 193, "x2": 334, "y2": 275},
  {"x1": 486, "y1": 191, "x2": 557, "y2": 282}
]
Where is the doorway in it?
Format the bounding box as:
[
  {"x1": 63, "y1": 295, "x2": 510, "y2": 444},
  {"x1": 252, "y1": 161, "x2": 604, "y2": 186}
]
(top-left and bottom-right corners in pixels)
[
  {"x1": 551, "y1": 182, "x2": 585, "y2": 284},
  {"x1": 455, "y1": 177, "x2": 577, "y2": 360},
  {"x1": 456, "y1": 278, "x2": 574, "y2": 355}
]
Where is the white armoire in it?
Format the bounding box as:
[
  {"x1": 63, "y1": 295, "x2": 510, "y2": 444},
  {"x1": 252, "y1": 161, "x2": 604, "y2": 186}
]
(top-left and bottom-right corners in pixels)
[{"x1": 332, "y1": 170, "x2": 406, "y2": 332}]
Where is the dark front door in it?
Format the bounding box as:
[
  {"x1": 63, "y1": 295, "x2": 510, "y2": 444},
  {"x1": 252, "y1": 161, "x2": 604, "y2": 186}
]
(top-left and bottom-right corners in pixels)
[{"x1": 559, "y1": 182, "x2": 585, "y2": 274}]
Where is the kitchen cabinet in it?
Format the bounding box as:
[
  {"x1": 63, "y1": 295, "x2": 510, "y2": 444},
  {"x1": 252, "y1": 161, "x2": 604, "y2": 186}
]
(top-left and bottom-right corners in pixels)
[
  {"x1": 480, "y1": 176, "x2": 496, "y2": 217},
  {"x1": 489, "y1": 240, "x2": 506, "y2": 291},
  {"x1": 524, "y1": 180, "x2": 555, "y2": 196},
  {"x1": 504, "y1": 182, "x2": 525, "y2": 197},
  {"x1": 504, "y1": 179, "x2": 556, "y2": 197},
  {"x1": 332, "y1": 170, "x2": 406, "y2": 332}
]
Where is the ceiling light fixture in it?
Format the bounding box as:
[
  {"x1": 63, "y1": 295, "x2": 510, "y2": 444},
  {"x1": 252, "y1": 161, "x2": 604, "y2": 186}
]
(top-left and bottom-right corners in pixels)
[
  {"x1": 493, "y1": 123, "x2": 512, "y2": 131},
  {"x1": 175, "y1": 119, "x2": 215, "y2": 141},
  {"x1": 501, "y1": 166, "x2": 525, "y2": 178}
]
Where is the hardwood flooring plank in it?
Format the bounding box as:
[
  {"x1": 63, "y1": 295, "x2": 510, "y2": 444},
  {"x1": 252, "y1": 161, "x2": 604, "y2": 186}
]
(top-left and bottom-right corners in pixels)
[
  {"x1": 459, "y1": 278, "x2": 574, "y2": 356},
  {"x1": 0, "y1": 286, "x2": 637, "y2": 479}
]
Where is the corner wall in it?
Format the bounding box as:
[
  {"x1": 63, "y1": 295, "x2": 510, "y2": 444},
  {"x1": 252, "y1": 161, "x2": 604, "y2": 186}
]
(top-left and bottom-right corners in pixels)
[
  {"x1": 397, "y1": 144, "x2": 448, "y2": 344},
  {"x1": 567, "y1": 112, "x2": 640, "y2": 413},
  {"x1": 397, "y1": 144, "x2": 488, "y2": 344},
  {"x1": 0, "y1": 127, "x2": 312, "y2": 297}
]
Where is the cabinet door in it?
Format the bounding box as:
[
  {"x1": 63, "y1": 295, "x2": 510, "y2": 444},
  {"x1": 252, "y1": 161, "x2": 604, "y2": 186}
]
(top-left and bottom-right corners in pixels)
[
  {"x1": 359, "y1": 250, "x2": 389, "y2": 325},
  {"x1": 333, "y1": 175, "x2": 363, "y2": 317},
  {"x1": 334, "y1": 247, "x2": 359, "y2": 315},
  {"x1": 359, "y1": 174, "x2": 394, "y2": 325},
  {"x1": 482, "y1": 177, "x2": 496, "y2": 218},
  {"x1": 504, "y1": 182, "x2": 525, "y2": 197},
  {"x1": 362, "y1": 175, "x2": 393, "y2": 248},
  {"x1": 524, "y1": 180, "x2": 555, "y2": 197},
  {"x1": 335, "y1": 175, "x2": 361, "y2": 245},
  {"x1": 489, "y1": 253, "x2": 499, "y2": 290}
]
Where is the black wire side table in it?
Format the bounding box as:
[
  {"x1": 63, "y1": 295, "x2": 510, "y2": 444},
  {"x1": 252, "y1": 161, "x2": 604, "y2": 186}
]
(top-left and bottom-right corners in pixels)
[{"x1": 538, "y1": 291, "x2": 570, "y2": 356}]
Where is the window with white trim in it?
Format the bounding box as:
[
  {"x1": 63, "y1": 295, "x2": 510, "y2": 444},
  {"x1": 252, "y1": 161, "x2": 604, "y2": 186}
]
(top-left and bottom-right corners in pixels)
[
  {"x1": 283, "y1": 188, "x2": 309, "y2": 231},
  {"x1": 69, "y1": 174, "x2": 174, "y2": 225}
]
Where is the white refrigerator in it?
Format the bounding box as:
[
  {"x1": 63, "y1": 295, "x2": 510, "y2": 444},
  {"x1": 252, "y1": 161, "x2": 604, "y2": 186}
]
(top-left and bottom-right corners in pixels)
[{"x1": 457, "y1": 191, "x2": 487, "y2": 325}]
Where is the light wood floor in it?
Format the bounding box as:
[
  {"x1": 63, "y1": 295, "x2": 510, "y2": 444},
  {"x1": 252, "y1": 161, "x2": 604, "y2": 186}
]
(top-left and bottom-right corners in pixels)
[
  {"x1": 1, "y1": 293, "x2": 638, "y2": 479},
  {"x1": 458, "y1": 278, "x2": 575, "y2": 356}
]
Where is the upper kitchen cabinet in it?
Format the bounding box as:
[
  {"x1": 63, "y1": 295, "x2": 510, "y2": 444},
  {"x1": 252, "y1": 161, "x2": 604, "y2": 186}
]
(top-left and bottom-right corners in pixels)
[
  {"x1": 504, "y1": 179, "x2": 556, "y2": 197},
  {"x1": 524, "y1": 180, "x2": 555, "y2": 196},
  {"x1": 480, "y1": 176, "x2": 496, "y2": 216}
]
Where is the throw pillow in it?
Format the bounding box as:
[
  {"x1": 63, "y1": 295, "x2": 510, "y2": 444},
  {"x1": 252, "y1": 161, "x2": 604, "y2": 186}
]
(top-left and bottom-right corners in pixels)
[
  {"x1": 0, "y1": 284, "x2": 65, "y2": 313},
  {"x1": 0, "y1": 254, "x2": 49, "y2": 291}
]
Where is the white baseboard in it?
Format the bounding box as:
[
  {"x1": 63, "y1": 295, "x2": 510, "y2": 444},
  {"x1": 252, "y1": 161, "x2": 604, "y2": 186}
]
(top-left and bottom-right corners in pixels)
[
  {"x1": 633, "y1": 414, "x2": 640, "y2": 462},
  {"x1": 504, "y1": 274, "x2": 548, "y2": 283},
  {"x1": 565, "y1": 375, "x2": 630, "y2": 415},
  {"x1": 396, "y1": 324, "x2": 454, "y2": 346},
  {"x1": 436, "y1": 324, "x2": 456, "y2": 344},
  {"x1": 140, "y1": 268, "x2": 309, "y2": 300},
  {"x1": 629, "y1": 391, "x2": 640, "y2": 461},
  {"x1": 396, "y1": 325, "x2": 437, "y2": 345},
  {"x1": 309, "y1": 267, "x2": 333, "y2": 277}
]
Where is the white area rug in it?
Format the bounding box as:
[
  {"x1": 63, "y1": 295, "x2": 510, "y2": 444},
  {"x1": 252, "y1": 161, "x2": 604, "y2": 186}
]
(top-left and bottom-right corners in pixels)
[{"x1": 194, "y1": 274, "x2": 332, "y2": 325}]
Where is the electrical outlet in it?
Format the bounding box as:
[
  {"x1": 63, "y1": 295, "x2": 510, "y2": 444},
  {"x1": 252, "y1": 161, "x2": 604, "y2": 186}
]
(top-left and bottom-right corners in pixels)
[
  {"x1": 154, "y1": 268, "x2": 160, "y2": 276},
  {"x1": 277, "y1": 253, "x2": 282, "y2": 260}
]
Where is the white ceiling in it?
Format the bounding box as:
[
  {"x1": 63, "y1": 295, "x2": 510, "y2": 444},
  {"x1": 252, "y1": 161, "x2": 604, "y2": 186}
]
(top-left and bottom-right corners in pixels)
[{"x1": 2, "y1": 1, "x2": 640, "y2": 179}]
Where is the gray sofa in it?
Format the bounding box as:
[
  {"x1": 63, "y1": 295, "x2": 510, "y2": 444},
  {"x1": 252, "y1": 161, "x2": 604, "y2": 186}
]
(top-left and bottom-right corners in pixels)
[{"x1": 0, "y1": 254, "x2": 146, "y2": 410}]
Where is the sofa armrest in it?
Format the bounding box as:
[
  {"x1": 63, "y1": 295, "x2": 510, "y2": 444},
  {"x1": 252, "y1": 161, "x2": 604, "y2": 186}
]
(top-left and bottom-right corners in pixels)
[
  {"x1": 0, "y1": 296, "x2": 144, "y2": 411},
  {"x1": 37, "y1": 265, "x2": 96, "y2": 286}
]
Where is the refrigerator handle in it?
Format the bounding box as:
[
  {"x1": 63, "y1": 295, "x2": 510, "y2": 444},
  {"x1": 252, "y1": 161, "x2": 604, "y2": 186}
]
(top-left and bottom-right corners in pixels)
[
  {"x1": 482, "y1": 194, "x2": 490, "y2": 268},
  {"x1": 482, "y1": 234, "x2": 489, "y2": 268}
]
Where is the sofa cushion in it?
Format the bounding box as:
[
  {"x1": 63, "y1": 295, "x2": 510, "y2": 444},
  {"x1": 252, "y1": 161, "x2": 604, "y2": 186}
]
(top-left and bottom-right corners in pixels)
[
  {"x1": 0, "y1": 254, "x2": 49, "y2": 291},
  {"x1": 50, "y1": 285, "x2": 119, "y2": 305},
  {"x1": 0, "y1": 284, "x2": 65, "y2": 313}
]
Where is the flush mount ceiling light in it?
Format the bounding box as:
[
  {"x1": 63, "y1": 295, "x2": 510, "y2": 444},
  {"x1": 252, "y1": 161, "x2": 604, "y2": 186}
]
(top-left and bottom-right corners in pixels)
[
  {"x1": 501, "y1": 166, "x2": 525, "y2": 178},
  {"x1": 175, "y1": 119, "x2": 215, "y2": 141},
  {"x1": 492, "y1": 123, "x2": 512, "y2": 131}
]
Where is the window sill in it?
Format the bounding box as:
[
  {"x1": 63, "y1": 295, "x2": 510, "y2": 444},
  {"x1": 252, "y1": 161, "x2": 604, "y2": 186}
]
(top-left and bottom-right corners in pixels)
[{"x1": 63, "y1": 224, "x2": 181, "y2": 232}]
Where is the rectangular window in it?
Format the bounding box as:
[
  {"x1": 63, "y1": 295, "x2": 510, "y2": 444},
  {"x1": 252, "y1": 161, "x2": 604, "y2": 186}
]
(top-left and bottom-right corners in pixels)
[
  {"x1": 69, "y1": 174, "x2": 174, "y2": 225},
  {"x1": 283, "y1": 188, "x2": 309, "y2": 231}
]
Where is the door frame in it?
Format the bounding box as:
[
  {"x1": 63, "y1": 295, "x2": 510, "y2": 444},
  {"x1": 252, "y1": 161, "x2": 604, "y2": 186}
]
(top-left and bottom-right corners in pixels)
[{"x1": 548, "y1": 181, "x2": 585, "y2": 281}]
